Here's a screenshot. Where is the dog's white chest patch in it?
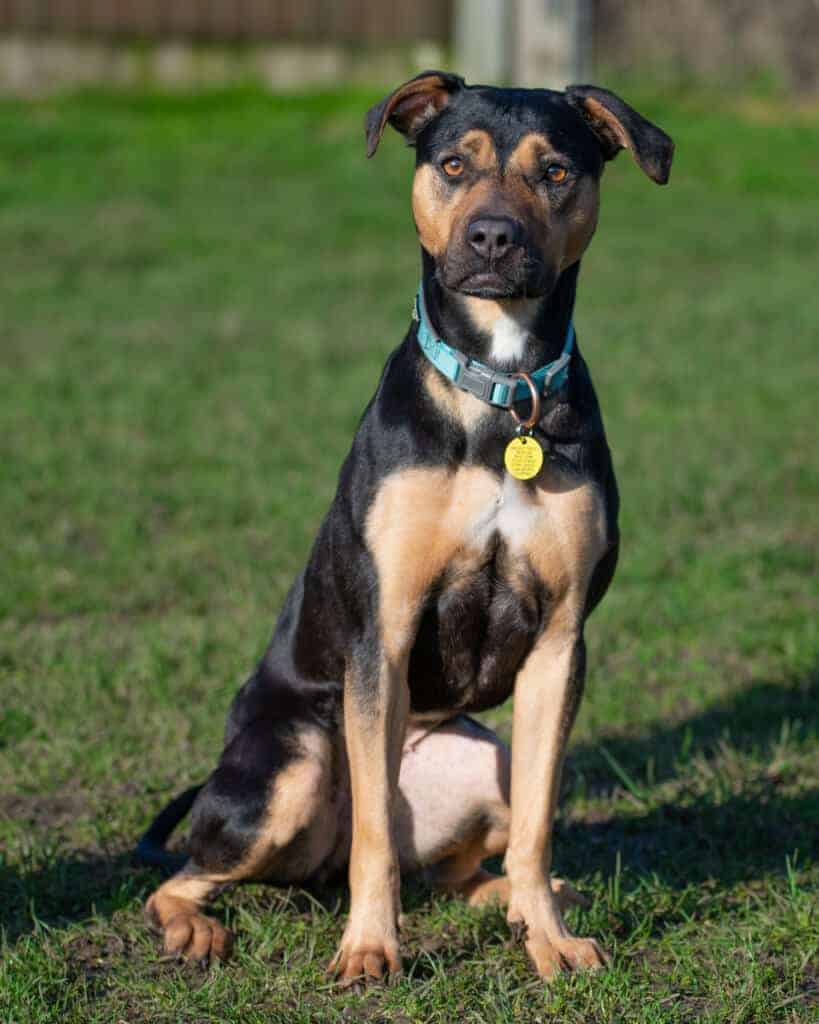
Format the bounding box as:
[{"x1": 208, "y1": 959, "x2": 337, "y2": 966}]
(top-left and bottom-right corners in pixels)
[
  {"x1": 465, "y1": 467, "x2": 607, "y2": 597},
  {"x1": 469, "y1": 473, "x2": 539, "y2": 549},
  {"x1": 490, "y1": 311, "x2": 529, "y2": 363},
  {"x1": 496, "y1": 473, "x2": 541, "y2": 539}
]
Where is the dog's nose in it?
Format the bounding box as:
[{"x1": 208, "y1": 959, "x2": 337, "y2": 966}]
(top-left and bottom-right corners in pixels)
[{"x1": 466, "y1": 217, "x2": 523, "y2": 260}]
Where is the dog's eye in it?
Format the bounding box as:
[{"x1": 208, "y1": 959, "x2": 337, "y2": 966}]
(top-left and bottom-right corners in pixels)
[
  {"x1": 442, "y1": 156, "x2": 465, "y2": 178},
  {"x1": 544, "y1": 163, "x2": 569, "y2": 184}
]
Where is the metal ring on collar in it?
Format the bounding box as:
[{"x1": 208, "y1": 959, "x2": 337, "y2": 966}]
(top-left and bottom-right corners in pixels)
[{"x1": 508, "y1": 372, "x2": 541, "y2": 431}]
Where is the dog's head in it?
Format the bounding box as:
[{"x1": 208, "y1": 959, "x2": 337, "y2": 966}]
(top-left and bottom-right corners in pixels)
[{"x1": 366, "y1": 73, "x2": 674, "y2": 301}]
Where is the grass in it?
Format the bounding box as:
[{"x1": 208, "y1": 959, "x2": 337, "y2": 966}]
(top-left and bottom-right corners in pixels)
[{"x1": 0, "y1": 83, "x2": 817, "y2": 1023}]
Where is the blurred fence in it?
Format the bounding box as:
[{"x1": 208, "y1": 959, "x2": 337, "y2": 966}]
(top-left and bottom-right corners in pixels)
[
  {"x1": 0, "y1": 1, "x2": 451, "y2": 42},
  {"x1": 0, "y1": 0, "x2": 817, "y2": 93},
  {"x1": 596, "y1": 0, "x2": 819, "y2": 92}
]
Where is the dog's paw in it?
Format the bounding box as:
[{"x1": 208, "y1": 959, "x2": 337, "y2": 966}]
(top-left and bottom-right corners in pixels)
[
  {"x1": 328, "y1": 935, "x2": 402, "y2": 987},
  {"x1": 161, "y1": 911, "x2": 233, "y2": 965},
  {"x1": 520, "y1": 930, "x2": 610, "y2": 979}
]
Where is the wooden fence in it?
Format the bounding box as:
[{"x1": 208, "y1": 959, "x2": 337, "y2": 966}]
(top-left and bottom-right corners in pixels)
[{"x1": 0, "y1": 1, "x2": 452, "y2": 42}]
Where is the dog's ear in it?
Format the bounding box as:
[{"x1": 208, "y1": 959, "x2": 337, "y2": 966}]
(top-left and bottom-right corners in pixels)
[
  {"x1": 565, "y1": 85, "x2": 674, "y2": 185},
  {"x1": 365, "y1": 71, "x2": 465, "y2": 158}
]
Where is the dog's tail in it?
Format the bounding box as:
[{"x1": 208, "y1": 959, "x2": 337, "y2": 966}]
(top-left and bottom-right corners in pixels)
[{"x1": 135, "y1": 784, "x2": 203, "y2": 872}]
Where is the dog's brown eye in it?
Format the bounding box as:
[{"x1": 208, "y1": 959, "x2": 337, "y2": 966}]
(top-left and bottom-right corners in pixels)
[
  {"x1": 545, "y1": 163, "x2": 568, "y2": 184},
  {"x1": 442, "y1": 156, "x2": 465, "y2": 177}
]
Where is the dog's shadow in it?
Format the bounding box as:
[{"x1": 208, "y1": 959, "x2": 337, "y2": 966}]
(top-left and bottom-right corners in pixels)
[
  {"x1": 557, "y1": 668, "x2": 819, "y2": 888},
  {"x1": 2, "y1": 669, "x2": 817, "y2": 948}
]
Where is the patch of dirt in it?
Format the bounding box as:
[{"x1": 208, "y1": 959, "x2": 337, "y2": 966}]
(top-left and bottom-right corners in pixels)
[
  {"x1": 64, "y1": 929, "x2": 128, "y2": 1002},
  {"x1": 66, "y1": 929, "x2": 126, "y2": 973},
  {"x1": 0, "y1": 784, "x2": 92, "y2": 828}
]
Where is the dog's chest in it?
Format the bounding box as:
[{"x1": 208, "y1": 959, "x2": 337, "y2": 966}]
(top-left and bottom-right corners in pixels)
[
  {"x1": 367, "y1": 463, "x2": 608, "y2": 714},
  {"x1": 455, "y1": 465, "x2": 607, "y2": 591}
]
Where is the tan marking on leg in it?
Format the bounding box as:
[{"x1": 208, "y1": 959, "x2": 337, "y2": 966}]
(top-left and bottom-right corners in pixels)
[
  {"x1": 237, "y1": 728, "x2": 335, "y2": 882},
  {"x1": 330, "y1": 667, "x2": 408, "y2": 986},
  {"x1": 365, "y1": 465, "x2": 500, "y2": 662},
  {"x1": 495, "y1": 468, "x2": 610, "y2": 977},
  {"x1": 332, "y1": 467, "x2": 500, "y2": 985},
  {"x1": 428, "y1": 800, "x2": 586, "y2": 913},
  {"x1": 459, "y1": 873, "x2": 587, "y2": 912},
  {"x1": 504, "y1": 618, "x2": 609, "y2": 979},
  {"x1": 460, "y1": 870, "x2": 511, "y2": 906},
  {"x1": 430, "y1": 807, "x2": 508, "y2": 894},
  {"x1": 145, "y1": 730, "x2": 334, "y2": 963}
]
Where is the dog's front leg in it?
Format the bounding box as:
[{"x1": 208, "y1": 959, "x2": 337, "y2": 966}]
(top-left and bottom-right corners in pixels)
[
  {"x1": 505, "y1": 613, "x2": 610, "y2": 979},
  {"x1": 330, "y1": 649, "x2": 409, "y2": 985}
]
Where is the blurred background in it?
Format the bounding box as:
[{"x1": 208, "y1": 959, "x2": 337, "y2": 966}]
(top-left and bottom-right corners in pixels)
[
  {"x1": 1, "y1": 4, "x2": 817, "y2": 1023},
  {"x1": 1, "y1": 0, "x2": 818, "y2": 93}
]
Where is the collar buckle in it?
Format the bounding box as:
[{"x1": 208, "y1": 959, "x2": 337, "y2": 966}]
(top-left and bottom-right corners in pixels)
[{"x1": 456, "y1": 358, "x2": 497, "y2": 403}]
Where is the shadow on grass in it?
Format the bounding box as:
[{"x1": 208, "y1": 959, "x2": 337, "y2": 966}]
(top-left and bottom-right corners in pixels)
[
  {"x1": 0, "y1": 851, "x2": 160, "y2": 945},
  {"x1": 570, "y1": 670, "x2": 819, "y2": 792},
  {"x1": 559, "y1": 668, "x2": 819, "y2": 885},
  {"x1": 2, "y1": 670, "x2": 817, "y2": 948}
]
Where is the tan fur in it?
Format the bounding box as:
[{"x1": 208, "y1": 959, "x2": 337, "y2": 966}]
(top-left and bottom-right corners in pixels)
[
  {"x1": 460, "y1": 294, "x2": 538, "y2": 335},
  {"x1": 238, "y1": 728, "x2": 335, "y2": 880},
  {"x1": 146, "y1": 869, "x2": 233, "y2": 961},
  {"x1": 422, "y1": 360, "x2": 489, "y2": 430},
  {"x1": 413, "y1": 127, "x2": 600, "y2": 278},
  {"x1": 332, "y1": 669, "x2": 407, "y2": 983},
  {"x1": 458, "y1": 128, "x2": 498, "y2": 171},
  {"x1": 503, "y1": 617, "x2": 611, "y2": 978},
  {"x1": 366, "y1": 463, "x2": 607, "y2": 656},
  {"x1": 506, "y1": 131, "x2": 552, "y2": 178},
  {"x1": 145, "y1": 729, "x2": 336, "y2": 962},
  {"x1": 364, "y1": 465, "x2": 501, "y2": 661},
  {"x1": 501, "y1": 467, "x2": 611, "y2": 977},
  {"x1": 452, "y1": 872, "x2": 587, "y2": 913},
  {"x1": 518, "y1": 468, "x2": 609, "y2": 601},
  {"x1": 582, "y1": 95, "x2": 630, "y2": 150},
  {"x1": 411, "y1": 163, "x2": 453, "y2": 256},
  {"x1": 561, "y1": 176, "x2": 600, "y2": 269},
  {"x1": 505, "y1": 131, "x2": 600, "y2": 272},
  {"x1": 334, "y1": 466, "x2": 508, "y2": 982},
  {"x1": 372, "y1": 74, "x2": 456, "y2": 152},
  {"x1": 412, "y1": 170, "x2": 501, "y2": 257}
]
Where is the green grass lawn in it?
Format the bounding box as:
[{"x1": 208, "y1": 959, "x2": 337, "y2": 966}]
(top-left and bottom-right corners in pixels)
[{"x1": 0, "y1": 83, "x2": 817, "y2": 1023}]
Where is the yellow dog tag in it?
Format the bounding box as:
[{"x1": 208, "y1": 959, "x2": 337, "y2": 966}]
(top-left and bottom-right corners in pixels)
[{"x1": 504, "y1": 435, "x2": 544, "y2": 480}]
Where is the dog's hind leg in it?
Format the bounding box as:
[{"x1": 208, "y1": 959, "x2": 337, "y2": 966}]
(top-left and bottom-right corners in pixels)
[
  {"x1": 144, "y1": 715, "x2": 338, "y2": 963},
  {"x1": 396, "y1": 716, "x2": 586, "y2": 913}
]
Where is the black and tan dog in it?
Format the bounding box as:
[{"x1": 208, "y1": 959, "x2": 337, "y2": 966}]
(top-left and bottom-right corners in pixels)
[{"x1": 138, "y1": 72, "x2": 673, "y2": 983}]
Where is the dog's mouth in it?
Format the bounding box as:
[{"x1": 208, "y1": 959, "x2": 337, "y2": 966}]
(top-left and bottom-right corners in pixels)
[
  {"x1": 450, "y1": 264, "x2": 554, "y2": 301},
  {"x1": 455, "y1": 271, "x2": 521, "y2": 299},
  {"x1": 442, "y1": 249, "x2": 554, "y2": 301}
]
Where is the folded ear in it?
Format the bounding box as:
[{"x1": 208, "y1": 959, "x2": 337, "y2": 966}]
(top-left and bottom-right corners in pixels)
[
  {"x1": 565, "y1": 85, "x2": 674, "y2": 185},
  {"x1": 365, "y1": 70, "x2": 465, "y2": 158}
]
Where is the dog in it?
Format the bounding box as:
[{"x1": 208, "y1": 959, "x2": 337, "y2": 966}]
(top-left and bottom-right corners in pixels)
[{"x1": 138, "y1": 71, "x2": 673, "y2": 984}]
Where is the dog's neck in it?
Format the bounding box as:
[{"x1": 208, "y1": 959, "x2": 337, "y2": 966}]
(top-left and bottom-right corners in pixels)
[{"x1": 420, "y1": 254, "x2": 580, "y2": 374}]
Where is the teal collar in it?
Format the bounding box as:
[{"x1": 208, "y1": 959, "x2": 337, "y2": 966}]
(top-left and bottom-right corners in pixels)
[{"x1": 413, "y1": 284, "x2": 574, "y2": 410}]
